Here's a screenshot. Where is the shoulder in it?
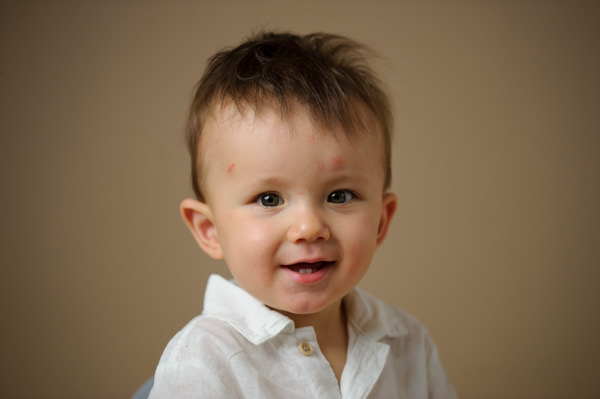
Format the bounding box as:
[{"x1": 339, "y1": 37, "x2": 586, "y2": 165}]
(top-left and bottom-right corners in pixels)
[{"x1": 348, "y1": 289, "x2": 458, "y2": 398}]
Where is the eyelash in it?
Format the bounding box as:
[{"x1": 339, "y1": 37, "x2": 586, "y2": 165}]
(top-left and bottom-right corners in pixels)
[{"x1": 254, "y1": 190, "x2": 357, "y2": 208}]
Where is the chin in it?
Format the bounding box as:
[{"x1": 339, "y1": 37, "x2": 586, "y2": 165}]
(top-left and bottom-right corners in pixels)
[{"x1": 279, "y1": 297, "x2": 340, "y2": 317}]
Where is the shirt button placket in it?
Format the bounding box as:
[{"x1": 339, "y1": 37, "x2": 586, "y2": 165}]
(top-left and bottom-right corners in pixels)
[{"x1": 298, "y1": 341, "x2": 314, "y2": 356}]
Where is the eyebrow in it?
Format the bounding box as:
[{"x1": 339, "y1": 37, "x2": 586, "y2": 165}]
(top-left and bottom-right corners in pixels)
[
  {"x1": 325, "y1": 174, "x2": 371, "y2": 186},
  {"x1": 235, "y1": 176, "x2": 288, "y2": 194},
  {"x1": 239, "y1": 173, "x2": 373, "y2": 192}
]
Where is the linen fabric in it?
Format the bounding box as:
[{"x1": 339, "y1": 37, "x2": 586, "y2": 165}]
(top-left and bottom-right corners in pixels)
[{"x1": 149, "y1": 274, "x2": 457, "y2": 399}]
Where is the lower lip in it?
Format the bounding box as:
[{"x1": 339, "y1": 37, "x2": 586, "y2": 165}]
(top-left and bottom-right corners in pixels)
[{"x1": 282, "y1": 263, "x2": 332, "y2": 284}]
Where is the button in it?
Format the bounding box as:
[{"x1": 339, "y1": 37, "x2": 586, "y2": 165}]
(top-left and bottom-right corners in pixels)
[{"x1": 298, "y1": 342, "x2": 314, "y2": 356}]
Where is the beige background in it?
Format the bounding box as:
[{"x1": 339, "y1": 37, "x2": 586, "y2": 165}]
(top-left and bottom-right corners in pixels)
[{"x1": 1, "y1": 1, "x2": 599, "y2": 398}]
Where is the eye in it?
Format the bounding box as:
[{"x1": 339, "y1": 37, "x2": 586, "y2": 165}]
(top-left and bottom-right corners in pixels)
[
  {"x1": 256, "y1": 193, "x2": 283, "y2": 207},
  {"x1": 327, "y1": 190, "x2": 354, "y2": 204}
]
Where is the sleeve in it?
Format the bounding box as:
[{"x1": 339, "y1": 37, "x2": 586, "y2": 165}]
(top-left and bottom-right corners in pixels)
[
  {"x1": 424, "y1": 331, "x2": 459, "y2": 399},
  {"x1": 148, "y1": 358, "x2": 243, "y2": 399}
]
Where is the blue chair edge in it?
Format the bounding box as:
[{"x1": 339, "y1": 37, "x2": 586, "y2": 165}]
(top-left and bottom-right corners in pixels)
[{"x1": 131, "y1": 376, "x2": 154, "y2": 399}]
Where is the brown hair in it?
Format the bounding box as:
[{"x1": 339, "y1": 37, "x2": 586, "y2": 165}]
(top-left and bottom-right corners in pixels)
[{"x1": 186, "y1": 31, "x2": 393, "y2": 201}]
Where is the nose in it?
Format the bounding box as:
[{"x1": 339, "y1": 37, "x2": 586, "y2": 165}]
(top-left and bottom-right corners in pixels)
[{"x1": 286, "y1": 205, "x2": 331, "y2": 243}]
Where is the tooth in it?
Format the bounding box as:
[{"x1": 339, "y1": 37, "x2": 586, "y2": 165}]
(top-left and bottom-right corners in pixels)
[{"x1": 299, "y1": 268, "x2": 314, "y2": 274}]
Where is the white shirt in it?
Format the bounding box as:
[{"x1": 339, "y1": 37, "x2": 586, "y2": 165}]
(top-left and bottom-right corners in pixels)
[{"x1": 149, "y1": 274, "x2": 457, "y2": 399}]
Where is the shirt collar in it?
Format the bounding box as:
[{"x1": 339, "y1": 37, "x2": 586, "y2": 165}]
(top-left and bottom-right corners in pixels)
[
  {"x1": 345, "y1": 287, "x2": 409, "y2": 341},
  {"x1": 202, "y1": 274, "x2": 295, "y2": 345},
  {"x1": 202, "y1": 274, "x2": 407, "y2": 345}
]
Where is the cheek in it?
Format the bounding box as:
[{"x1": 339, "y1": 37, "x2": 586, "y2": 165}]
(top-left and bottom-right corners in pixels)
[
  {"x1": 240, "y1": 220, "x2": 276, "y2": 254},
  {"x1": 225, "y1": 219, "x2": 282, "y2": 291},
  {"x1": 221, "y1": 214, "x2": 278, "y2": 263},
  {"x1": 337, "y1": 214, "x2": 380, "y2": 263}
]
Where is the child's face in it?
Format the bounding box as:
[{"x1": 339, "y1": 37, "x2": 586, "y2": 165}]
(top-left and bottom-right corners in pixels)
[{"x1": 184, "y1": 103, "x2": 396, "y2": 319}]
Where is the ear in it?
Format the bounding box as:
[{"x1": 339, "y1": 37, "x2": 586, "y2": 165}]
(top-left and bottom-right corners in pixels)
[
  {"x1": 376, "y1": 192, "x2": 397, "y2": 246},
  {"x1": 180, "y1": 198, "x2": 224, "y2": 259}
]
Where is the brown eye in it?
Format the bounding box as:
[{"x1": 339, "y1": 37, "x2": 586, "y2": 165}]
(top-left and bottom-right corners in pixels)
[
  {"x1": 328, "y1": 190, "x2": 353, "y2": 204},
  {"x1": 257, "y1": 193, "x2": 282, "y2": 207}
]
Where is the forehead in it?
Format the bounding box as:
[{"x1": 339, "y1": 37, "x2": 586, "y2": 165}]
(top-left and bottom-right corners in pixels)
[{"x1": 196, "y1": 98, "x2": 388, "y2": 198}]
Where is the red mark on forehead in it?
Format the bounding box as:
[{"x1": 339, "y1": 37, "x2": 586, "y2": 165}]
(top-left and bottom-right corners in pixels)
[
  {"x1": 331, "y1": 156, "x2": 344, "y2": 171},
  {"x1": 227, "y1": 162, "x2": 236, "y2": 174}
]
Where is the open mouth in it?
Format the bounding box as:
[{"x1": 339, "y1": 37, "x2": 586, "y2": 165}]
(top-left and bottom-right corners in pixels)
[
  {"x1": 283, "y1": 261, "x2": 334, "y2": 274},
  {"x1": 282, "y1": 261, "x2": 334, "y2": 284}
]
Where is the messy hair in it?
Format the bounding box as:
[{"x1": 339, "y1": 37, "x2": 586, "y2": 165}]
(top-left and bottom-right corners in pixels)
[{"x1": 186, "y1": 31, "x2": 393, "y2": 201}]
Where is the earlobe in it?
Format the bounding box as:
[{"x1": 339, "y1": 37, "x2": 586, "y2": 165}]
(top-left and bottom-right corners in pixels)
[
  {"x1": 180, "y1": 198, "x2": 224, "y2": 259},
  {"x1": 376, "y1": 192, "x2": 397, "y2": 246}
]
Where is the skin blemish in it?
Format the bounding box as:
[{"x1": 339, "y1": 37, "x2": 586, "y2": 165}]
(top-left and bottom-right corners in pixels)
[
  {"x1": 227, "y1": 162, "x2": 236, "y2": 174},
  {"x1": 317, "y1": 161, "x2": 325, "y2": 172},
  {"x1": 307, "y1": 134, "x2": 318, "y2": 143},
  {"x1": 331, "y1": 156, "x2": 344, "y2": 171}
]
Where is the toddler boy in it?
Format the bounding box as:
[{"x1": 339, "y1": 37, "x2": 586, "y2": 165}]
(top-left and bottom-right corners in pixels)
[{"x1": 149, "y1": 31, "x2": 457, "y2": 398}]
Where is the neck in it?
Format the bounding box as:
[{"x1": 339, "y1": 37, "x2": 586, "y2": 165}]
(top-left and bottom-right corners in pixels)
[
  {"x1": 278, "y1": 299, "x2": 349, "y2": 382},
  {"x1": 280, "y1": 299, "x2": 346, "y2": 336}
]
